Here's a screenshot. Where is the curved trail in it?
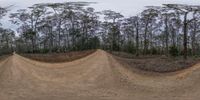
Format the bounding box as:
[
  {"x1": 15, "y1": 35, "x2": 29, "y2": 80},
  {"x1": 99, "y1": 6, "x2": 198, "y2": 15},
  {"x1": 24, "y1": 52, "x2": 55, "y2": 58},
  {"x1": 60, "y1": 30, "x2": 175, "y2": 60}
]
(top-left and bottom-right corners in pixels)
[{"x1": 0, "y1": 50, "x2": 200, "y2": 100}]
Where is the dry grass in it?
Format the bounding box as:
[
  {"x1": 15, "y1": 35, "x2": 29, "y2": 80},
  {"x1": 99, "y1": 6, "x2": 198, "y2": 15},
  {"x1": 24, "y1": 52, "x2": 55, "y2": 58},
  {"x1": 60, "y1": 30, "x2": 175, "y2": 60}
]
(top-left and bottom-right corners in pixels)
[
  {"x1": 111, "y1": 52, "x2": 200, "y2": 73},
  {"x1": 0, "y1": 55, "x2": 12, "y2": 61},
  {"x1": 20, "y1": 50, "x2": 96, "y2": 63}
]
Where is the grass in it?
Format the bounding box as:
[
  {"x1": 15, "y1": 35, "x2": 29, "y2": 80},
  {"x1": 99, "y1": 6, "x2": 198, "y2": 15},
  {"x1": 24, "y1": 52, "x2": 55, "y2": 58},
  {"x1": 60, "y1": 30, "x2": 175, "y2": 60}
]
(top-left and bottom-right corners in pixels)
[
  {"x1": 111, "y1": 51, "x2": 200, "y2": 73},
  {"x1": 20, "y1": 50, "x2": 96, "y2": 63}
]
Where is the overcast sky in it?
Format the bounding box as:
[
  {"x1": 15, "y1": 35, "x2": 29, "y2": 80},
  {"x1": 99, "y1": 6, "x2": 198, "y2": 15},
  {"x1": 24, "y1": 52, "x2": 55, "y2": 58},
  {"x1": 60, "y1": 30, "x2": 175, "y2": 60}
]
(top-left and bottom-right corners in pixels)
[{"x1": 1, "y1": 0, "x2": 200, "y2": 29}]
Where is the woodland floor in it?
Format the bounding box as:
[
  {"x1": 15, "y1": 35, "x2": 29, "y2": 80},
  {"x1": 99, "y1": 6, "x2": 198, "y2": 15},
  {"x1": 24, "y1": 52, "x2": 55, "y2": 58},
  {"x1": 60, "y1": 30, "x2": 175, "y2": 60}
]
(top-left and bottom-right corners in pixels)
[
  {"x1": 0, "y1": 50, "x2": 200, "y2": 100},
  {"x1": 112, "y1": 51, "x2": 200, "y2": 73},
  {"x1": 20, "y1": 50, "x2": 96, "y2": 63}
]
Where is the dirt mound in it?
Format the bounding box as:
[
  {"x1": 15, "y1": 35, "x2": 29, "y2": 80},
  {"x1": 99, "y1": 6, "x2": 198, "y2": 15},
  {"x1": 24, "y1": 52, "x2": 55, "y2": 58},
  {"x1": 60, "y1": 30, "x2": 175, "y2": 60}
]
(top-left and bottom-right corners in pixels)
[{"x1": 0, "y1": 50, "x2": 200, "y2": 100}]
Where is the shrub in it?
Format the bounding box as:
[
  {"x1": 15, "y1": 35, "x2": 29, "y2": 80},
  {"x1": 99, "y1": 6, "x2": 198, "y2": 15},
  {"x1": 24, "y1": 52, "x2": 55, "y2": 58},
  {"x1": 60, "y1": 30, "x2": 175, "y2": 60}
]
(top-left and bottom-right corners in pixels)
[
  {"x1": 151, "y1": 47, "x2": 158, "y2": 55},
  {"x1": 169, "y1": 46, "x2": 179, "y2": 57}
]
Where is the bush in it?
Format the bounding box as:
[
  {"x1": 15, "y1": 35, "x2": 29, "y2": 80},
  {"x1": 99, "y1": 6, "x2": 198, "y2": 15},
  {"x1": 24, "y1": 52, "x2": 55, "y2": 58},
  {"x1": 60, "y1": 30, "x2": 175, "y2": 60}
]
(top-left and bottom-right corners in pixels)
[
  {"x1": 0, "y1": 47, "x2": 13, "y2": 56},
  {"x1": 169, "y1": 46, "x2": 179, "y2": 57},
  {"x1": 151, "y1": 47, "x2": 158, "y2": 55}
]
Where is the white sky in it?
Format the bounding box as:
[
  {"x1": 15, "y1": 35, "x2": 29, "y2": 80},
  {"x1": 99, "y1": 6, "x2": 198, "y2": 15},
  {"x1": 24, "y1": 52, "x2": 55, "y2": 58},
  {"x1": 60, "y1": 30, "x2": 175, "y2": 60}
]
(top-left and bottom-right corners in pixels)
[{"x1": 1, "y1": 0, "x2": 200, "y2": 29}]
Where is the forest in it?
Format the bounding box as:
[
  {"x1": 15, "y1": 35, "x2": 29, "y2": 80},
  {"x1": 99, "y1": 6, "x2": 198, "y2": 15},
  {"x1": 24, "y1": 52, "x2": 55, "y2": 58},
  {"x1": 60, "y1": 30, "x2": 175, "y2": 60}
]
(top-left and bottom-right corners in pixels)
[
  {"x1": 1, "y1": 2, "x2": 200, "y2": 59},
  {"x1": 2, "y1": 2, "x2": 200, "y2": 100}
]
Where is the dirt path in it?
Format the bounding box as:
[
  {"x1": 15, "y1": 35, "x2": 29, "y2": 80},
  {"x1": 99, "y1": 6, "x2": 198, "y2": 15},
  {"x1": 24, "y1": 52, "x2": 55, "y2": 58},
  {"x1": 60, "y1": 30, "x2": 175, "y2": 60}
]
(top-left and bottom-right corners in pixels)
[{"x1": 0, "y1": 50, "x2": 200, "y2": 100}]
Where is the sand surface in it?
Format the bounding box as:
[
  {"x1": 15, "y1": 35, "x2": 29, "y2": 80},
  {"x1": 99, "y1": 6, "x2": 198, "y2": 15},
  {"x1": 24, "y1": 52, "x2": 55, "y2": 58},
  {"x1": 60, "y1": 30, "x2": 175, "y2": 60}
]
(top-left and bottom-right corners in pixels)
[{"x1": 0, "y1": 50, "x2": 200, "y2": 100}]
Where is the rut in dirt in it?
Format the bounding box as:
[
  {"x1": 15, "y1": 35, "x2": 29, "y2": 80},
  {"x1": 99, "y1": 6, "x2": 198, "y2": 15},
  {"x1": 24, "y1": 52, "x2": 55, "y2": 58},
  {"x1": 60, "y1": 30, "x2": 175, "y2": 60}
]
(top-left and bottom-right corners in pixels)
[{"x1": 0, "y1": 50, "x2": 200, "y2": 100}]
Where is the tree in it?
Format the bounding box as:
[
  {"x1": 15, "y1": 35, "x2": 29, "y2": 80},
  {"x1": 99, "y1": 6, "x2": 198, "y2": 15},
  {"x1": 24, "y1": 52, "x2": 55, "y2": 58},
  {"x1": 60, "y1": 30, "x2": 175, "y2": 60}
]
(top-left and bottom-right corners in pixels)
[
  {"x1": 4, "y1": 2, "x2": 200, "y2": 59},
  {"x1": 122, "y1": 16, "x2": 141, "y2": 55},
  {"x1": 0, "y1": 6, "x2": 12, "y2": 55},
  {"x1": 164, "y1": 4, "x2": 200, "y2": 59},
  {"x1": 188, "y1": 10, "x2": 200, "y2": 55},
  {"x1": 0, "y1": 6, "x2": 7, "y2": 24},
  {"x1": 141, "y1": 8, "x2": 160, "y2": 54},
  {"x1": 0, "y1": 28, "x2": 15, "y2": 54},
  {"x1": 10, "y1": 4, "x2": 46, "y2": 52},
  {"x1": 102, "y1": 10, "x2": 124, "y2": 51}
]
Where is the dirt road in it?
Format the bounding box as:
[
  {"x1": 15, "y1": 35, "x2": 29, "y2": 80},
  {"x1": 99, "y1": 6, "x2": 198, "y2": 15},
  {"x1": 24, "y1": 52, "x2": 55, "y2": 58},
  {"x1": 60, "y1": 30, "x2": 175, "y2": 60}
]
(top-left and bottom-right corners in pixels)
[{"x1": 0, "y1": 50, "x2": 200, "y2": 100}]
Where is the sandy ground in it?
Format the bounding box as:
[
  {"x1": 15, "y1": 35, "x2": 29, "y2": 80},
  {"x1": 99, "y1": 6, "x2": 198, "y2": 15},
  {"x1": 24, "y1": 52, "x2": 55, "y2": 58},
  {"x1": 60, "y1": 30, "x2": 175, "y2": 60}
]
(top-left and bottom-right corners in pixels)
[{"x1": 0, "y1": 50, "x2": 200, "y2": 100}]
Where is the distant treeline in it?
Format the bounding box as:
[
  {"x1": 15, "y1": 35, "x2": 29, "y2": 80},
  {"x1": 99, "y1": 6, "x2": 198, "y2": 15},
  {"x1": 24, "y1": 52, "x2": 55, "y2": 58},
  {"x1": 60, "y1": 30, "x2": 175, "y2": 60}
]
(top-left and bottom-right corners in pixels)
[{"x1": 0, "y1": 3, "x2": 200, "y2": 59}]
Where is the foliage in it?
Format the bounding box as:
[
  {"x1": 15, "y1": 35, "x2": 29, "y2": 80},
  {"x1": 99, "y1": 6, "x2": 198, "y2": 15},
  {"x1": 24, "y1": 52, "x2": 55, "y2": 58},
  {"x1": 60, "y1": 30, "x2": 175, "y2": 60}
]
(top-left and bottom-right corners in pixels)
[
  {"x1": 0, "y1": 3, "x2": 200, "y2": 60},
  {"x1": 169, "y1": 46, "x2": 179, "y2": 57}
]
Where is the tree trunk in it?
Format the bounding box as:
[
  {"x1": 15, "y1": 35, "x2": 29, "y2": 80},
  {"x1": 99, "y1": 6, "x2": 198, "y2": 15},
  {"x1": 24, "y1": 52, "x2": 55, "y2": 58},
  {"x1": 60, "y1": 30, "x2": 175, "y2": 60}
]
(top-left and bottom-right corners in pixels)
[
  {"x1": 191, "y1": 20, "x2": 197, "y2": 56},
  {"x1": 58, "y1": 19, "x2": 62, "y2": 52},
  {"x1": 183, "y1": 12, "x2": 188, "y2": 60},
  {"x1": 144, "y1": 21, "x2": 149, "y2": 55},
  {"x1": 136, "y1": 20, "x2": 139, "y2": 56},
  {"x1": 165, "y1": 15, "x2": 169, "y2": 56}
]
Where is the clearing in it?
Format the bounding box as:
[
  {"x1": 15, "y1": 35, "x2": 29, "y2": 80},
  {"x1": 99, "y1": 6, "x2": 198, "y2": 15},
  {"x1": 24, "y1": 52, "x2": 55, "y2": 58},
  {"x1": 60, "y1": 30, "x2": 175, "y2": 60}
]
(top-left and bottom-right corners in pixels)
[{"x1": 0, "y1": 50, "x2": 200, "y2": 100}]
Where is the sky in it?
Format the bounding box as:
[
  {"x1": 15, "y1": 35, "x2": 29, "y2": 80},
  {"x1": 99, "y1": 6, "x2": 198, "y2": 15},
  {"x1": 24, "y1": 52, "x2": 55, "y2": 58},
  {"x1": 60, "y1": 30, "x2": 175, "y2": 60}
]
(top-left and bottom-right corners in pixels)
[{"x1": 1, "y1": 0, "x2": 200, "y2": 30}]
